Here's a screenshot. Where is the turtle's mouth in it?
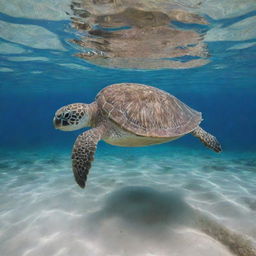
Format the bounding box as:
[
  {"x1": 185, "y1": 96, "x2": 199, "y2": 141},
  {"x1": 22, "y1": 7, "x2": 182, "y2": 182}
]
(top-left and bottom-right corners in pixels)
[{"x1": 53, "y1": 117, "x2": 62, "y2": 129}]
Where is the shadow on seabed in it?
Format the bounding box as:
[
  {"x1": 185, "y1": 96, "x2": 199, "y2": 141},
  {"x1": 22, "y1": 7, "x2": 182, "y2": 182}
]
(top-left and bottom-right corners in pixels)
[{"x1": 87, "y1": 186, "x2": 256, "y2": 256}]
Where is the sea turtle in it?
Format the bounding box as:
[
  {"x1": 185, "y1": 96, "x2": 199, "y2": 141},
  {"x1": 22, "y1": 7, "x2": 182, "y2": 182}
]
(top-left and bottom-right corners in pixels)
[{"x1": 53, "y1": 83, "x2": 221, "y2": 188}]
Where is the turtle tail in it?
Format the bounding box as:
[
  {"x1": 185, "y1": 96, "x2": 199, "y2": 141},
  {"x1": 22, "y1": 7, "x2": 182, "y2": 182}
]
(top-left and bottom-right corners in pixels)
[{"x1": 191, "y1": 126, "x2": 222, "y2": 153}]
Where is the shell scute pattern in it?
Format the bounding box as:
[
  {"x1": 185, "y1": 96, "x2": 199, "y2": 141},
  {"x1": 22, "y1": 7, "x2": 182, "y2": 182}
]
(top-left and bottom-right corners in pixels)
[{"x1": 96, "y1": 83, "x2": 202, "y2": 137}]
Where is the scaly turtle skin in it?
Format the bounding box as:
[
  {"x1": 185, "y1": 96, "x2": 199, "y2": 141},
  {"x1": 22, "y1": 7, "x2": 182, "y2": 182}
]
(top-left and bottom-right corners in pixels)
[{"x1": 53, "y1": 83, "x2": 221, "y2": 188}]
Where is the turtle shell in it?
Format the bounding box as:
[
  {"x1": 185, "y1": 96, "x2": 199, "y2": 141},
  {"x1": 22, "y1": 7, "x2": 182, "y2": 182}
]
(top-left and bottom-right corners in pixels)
[{"x1": 96, "y1": 83, "x2": 202, "y2": 137}]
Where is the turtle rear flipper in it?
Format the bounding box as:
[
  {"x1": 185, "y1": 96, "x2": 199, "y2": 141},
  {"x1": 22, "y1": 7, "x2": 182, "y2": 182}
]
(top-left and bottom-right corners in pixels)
[{"x1": 192, "y1": 126, "x2": 222, "y2": 153}]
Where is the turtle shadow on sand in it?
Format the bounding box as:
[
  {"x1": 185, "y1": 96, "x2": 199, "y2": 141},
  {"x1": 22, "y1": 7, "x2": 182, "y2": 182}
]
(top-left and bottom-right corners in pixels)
[
  {"x1": 87, "y1": 186, "x2": 256, "y2": 256},
  {"x1": 90, "y1": 186, "x2": 194, "y2": 228}
]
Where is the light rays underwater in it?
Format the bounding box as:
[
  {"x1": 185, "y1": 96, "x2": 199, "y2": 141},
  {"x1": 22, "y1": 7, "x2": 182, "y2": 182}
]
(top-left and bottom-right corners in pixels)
[{"x1": 1, "y1": 0, "x2": 256, "y2": 255}]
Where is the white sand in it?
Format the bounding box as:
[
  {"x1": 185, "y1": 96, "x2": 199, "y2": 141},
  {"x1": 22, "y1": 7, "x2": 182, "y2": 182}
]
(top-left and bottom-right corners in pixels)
[{"x1": 0, "y1": 149, "x2": 255, "y2": 256}]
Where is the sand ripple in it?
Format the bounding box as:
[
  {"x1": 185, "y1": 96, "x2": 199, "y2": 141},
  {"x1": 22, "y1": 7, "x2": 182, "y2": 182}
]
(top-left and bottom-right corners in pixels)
[{"x1": 0, "y1": 149, "x2": 255, "y2": 256}]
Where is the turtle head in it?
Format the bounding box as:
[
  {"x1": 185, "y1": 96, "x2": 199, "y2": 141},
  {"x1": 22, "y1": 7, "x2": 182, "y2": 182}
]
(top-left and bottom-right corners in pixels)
[{"x1": 53, "y1": 103, "x2": 94, "y2": 131}]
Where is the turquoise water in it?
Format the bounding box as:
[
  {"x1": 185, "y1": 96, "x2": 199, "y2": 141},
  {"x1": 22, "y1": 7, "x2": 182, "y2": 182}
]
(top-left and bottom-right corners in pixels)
[{"x1": 0, "y1": 1, "x2": 256, "y2": 256}]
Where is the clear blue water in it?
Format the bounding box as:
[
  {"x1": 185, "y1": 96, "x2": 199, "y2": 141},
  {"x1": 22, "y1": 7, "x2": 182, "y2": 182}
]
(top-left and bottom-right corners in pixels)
[{"x1": 0, "y1": 1, "x2": 256, "y2": 256}]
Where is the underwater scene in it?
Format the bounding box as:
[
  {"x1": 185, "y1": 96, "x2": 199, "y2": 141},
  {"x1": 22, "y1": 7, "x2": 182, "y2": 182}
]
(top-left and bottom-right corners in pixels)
[{"x1": 0, "y1": 1, "x2": 256, "y2": 255}]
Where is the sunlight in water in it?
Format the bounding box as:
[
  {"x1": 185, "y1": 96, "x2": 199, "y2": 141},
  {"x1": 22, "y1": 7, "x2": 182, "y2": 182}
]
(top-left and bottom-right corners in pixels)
[
  {"x1": 0, "y1": 0, "x2": 256, "y2": 256},
  {"x1": 0, "y1": 151, "x2": 256, "y2": 256}
]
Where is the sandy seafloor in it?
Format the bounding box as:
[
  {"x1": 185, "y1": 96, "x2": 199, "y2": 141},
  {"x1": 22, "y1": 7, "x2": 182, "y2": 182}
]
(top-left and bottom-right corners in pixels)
[{"x1": 0, "y1": 146, "x2": 255, "y2": 256}]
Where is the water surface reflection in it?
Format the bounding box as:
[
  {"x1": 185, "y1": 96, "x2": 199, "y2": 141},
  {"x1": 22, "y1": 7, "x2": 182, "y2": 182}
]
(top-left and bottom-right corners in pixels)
[{"x1": 69, "y1": 0, "x2": 210, "y2": 69}]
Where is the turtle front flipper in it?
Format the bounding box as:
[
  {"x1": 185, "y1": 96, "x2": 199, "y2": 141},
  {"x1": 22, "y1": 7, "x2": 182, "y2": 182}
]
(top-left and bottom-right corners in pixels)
[
  {"x1": 72, "y1": 125, "x2": 106, "y2": 188},
  {"x1": 191, "y1": 126, "x2": 222, "y2": 153}
]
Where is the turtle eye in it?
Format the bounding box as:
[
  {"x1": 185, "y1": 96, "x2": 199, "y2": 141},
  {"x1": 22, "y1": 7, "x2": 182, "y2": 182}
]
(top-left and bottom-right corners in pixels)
[
  {"x1": 56, "y1": 114, "x2": 62, "y2": 119},
  {"x1": 62, "y1": 120, "x2": 69, "y2": 126}
]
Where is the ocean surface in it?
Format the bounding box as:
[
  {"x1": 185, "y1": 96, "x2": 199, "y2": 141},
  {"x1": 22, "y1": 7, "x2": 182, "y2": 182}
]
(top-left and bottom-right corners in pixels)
[{"x1": 0, "y1": 1, "x2": 256, "y2": 256}]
